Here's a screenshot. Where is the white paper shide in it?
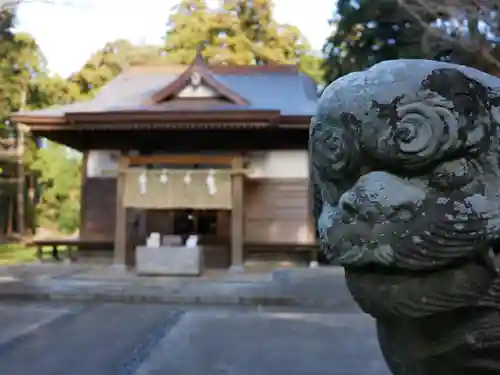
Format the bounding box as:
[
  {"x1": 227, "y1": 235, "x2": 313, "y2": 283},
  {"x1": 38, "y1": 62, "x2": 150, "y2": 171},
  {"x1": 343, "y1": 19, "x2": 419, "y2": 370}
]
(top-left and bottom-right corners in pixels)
[
  {"x1": 206, "y1": 169, "x2": 217, "y2": 196},
  {"x1": 159, "y1": 169, "x2": 169, "y2": 184},
  {"x1": 138, "y1": 170, "x2": 148, "y2": 195}
]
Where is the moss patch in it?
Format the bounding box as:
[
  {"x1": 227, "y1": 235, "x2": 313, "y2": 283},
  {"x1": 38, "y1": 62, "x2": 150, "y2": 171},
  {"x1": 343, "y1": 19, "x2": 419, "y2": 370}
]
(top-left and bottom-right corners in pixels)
[
  {"x1": 0, "y1": 243, "x2": 36, "y2": 265},
  {"x1": 0, "y1": 243, "x2": 69, "y2": 265}
]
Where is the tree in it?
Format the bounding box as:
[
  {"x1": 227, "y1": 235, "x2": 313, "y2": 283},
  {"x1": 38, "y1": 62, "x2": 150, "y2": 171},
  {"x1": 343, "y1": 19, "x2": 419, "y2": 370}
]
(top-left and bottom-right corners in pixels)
[
  {"x1": 214, "y1": 0, "x2": 313, "y2": 65},
  {"x1": 163, "y1": 0, "x2": 215, "y2": 64},
  {"x1": 21, "y1": 73, "x2": 83, "y2": 236},
  {"x1": 0, "y1": 7, "x2": 48, "y2": 159},
  {"x1": 69, "y1": 39, "x2": 167, "y2": 98},
  {"x1": 0, "y1": 9, "x2": 44, "y2": 131},
  {"x1": 30, "y1": 141, "x2": 81, "y2": 234},
  {"x1": 0, "y1": 8, "x2": 41, "y2": 235},
  {"x1": 164, "y1": 0, "x2": 324, "y2": 82},
  {"x1": 322, "y1": 0, "x2": 429, "y2": 84},
  {"x1": 0, "y1": 5, "x2": 85, "y2": 236},
  {"x1": 324, "y1": 0, "x2": 500, "y2": 84},
  {"x1": 298, "y1": 52, "x2": 325, "y2": 84},
  {"x1": 28, "y1": 75, "x2": 81, "y2": 109},
  {"x1": 398, "y1": 0, "x2": 500, "y2": 73}
]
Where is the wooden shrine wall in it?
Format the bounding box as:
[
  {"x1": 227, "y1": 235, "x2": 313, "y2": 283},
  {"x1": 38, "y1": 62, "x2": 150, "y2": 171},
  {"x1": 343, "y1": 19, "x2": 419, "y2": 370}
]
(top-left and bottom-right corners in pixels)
[
  {"x1": 243, "y1": 178, "x2": 314, "y2": 244},
  {"x1": 243, "y1": 150, "x2": 314, "y2": 245},
  {"x1": 80, "y1": 176, "x2": 116, "y2": 241}
]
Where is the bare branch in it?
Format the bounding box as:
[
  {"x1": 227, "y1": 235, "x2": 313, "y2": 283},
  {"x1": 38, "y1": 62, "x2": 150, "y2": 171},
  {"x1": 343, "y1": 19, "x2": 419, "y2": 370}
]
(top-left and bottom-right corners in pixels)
[{"x1": 398, "y1": 0, "x2": 500, "y2": 71}]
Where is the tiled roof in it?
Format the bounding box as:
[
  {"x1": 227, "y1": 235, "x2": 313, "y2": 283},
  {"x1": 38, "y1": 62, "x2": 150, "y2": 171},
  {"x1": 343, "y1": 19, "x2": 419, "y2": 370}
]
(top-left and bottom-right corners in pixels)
[
  {"x1": 20, "y1": 65, "x2": 318, "y2": 118},
  {"x1": 213, "y1": 72, "x2": 317, "y2": 115}
]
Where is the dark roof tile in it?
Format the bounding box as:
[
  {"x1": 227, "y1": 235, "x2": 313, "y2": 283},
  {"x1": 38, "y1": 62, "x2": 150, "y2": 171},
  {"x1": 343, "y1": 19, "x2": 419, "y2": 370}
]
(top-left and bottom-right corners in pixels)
[{"x1": 18, "y1": 65, "x2": 317, "y2": 118}]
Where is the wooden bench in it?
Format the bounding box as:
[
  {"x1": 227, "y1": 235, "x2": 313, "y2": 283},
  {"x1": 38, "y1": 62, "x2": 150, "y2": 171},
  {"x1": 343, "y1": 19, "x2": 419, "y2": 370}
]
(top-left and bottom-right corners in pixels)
[{"x1": 28, "y1": 239, "x2": 114, "y2": 262}]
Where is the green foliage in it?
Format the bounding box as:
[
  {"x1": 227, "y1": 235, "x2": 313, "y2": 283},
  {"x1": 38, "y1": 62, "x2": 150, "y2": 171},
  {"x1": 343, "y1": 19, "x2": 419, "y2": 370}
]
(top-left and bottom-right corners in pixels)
[
  {"x1": 322, "y1": 0, "x2": 431, "y2": 84},
  {"x1": 164, "y1": 0, "x2": 324, "y2": 82},
  {"x1": 0, "y1": 10, "x2": 44, "y2": 135},
  {"x1": 322, "y1": 0, "x2": 500, "y2": 84},
  {"x1": 69, "y1": 39, "x2": 168, "y2": 98},
  {"x1": 0, "y1": 243, "x2": 35, "y2": 265},
  {"x1": 299, "y1": 53, "x2": 325, "y2": 84},
  {"x1": 0, "y1": 8, "x2": 63, "y2": 173},
  {"x1": 24, "y1": 75, "x2": 82, "y2": 171},
  {"x1": 30, "y1": 142, "x2": 81, "y2": 234},
  {"x1": 164, "y1": 0, "x2": 213, "y2": 64},
  {"x1": 28, "y1": 75, "x2": 81, "y2": 109},
  {"x1": 398, "y1": 0, "x2": 500, "y2": 73}
]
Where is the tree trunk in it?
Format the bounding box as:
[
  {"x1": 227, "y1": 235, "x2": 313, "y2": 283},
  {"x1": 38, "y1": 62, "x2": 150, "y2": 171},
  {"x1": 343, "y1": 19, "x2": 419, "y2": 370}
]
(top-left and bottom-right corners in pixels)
[{"x1": 16, "y1": 122, "x2": 24, "y2": 236}]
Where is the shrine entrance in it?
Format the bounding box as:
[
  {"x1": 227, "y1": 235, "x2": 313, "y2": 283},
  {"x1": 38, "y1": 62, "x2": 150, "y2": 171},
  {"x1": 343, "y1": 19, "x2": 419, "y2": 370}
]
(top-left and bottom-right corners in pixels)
[
  {"x1": 114, "y1": 154, "x2": 245, "y2": 272},
  {"x1": 172, "y1": 209, "x2": 218, "y2": 239},
  {"x1": 144, "y1": 209, "x2": 227, "y2": 245}
]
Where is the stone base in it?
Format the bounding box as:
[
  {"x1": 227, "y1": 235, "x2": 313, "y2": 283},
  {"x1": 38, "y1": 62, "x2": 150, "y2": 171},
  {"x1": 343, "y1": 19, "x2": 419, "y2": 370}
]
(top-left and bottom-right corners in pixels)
[
  {"x1": 110, "y1": 263, "x2": 128, "y2": 273},
  {"x1": 229, "y1": 264, "x2": 245, "y2": 274},
  {"x1": 136, "y1": 245, "x2": 203, "y2": 276}
]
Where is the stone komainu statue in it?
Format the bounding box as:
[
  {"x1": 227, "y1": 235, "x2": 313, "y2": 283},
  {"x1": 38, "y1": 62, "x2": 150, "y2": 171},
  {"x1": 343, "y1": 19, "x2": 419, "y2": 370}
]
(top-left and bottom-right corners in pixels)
[{"x1": 309, "y1": 59, "x2": 500, "y2": 375}]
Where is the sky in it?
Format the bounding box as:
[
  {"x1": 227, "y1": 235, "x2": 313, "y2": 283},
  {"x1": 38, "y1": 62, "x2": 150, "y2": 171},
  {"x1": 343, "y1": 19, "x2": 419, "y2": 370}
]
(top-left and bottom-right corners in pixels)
[{"x1": 15, "y1": 0, "x2": 334, "y2": 78}]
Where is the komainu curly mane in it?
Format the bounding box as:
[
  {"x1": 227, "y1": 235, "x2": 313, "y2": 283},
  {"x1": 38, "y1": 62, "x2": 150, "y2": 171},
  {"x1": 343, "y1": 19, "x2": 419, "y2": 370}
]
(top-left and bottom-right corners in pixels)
[{"x1": 310, "y1": 59, "x2": 500, "y2": 375}]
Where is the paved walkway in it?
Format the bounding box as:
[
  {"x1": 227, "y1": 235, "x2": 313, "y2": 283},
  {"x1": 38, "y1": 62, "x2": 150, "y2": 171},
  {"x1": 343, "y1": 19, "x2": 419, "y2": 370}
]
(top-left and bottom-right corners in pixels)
[
  {"x1": 0, "y1": 264, "x2": 357, "y2": 310},
  {"x1": 0, "y1": 302, "x2": 389, "y2": 375}
]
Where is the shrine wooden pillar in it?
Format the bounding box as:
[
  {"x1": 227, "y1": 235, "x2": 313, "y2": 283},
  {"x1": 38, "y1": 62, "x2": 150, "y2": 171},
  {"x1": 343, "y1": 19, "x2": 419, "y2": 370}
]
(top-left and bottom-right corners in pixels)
[
  {"x1": 230, "y1": 155, "x2": 245, "y2": 272},
  {"x1": 113, "y1": 154, "x2": 129, "y2": 269},
  {"x1": 308, "y1": 172, "x2": 319, "y2": 264}
]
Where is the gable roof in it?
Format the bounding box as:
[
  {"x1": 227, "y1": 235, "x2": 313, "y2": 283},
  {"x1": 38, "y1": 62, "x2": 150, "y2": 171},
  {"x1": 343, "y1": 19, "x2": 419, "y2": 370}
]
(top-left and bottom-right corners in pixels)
[
  {"x1": 146, "y1": 52, "x2": 249, "y2": 105},
  {"x1": 13, "y1": 51, "x2": 318, "y2": 125}
]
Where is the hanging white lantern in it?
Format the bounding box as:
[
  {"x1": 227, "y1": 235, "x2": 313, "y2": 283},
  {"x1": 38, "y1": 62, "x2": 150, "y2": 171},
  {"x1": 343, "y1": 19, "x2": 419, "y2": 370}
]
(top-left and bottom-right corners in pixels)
[
  {"x1": 138, "y1": 170, "x2": 148, "y2": 195},
  {"x1": 159, "y1": 169, "x2": 168, "y2": 184},
  {"x1": 206, "y1": 169, "x2": 217, "y2": 196},
  {"x1": 184, "y1": 171, "x2": 192, "y2": 185}
]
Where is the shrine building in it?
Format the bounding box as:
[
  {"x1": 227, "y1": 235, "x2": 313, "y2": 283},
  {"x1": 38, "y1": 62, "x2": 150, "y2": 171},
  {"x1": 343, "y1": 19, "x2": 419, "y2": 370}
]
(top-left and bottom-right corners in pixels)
[{"x1": 13, "y1": 51, "x2": 318, "y2": 273}]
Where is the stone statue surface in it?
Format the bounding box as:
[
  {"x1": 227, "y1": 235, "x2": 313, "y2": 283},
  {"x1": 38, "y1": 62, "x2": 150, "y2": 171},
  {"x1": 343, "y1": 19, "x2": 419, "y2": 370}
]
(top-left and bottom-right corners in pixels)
[{"x1": 309, "y1": 59, "x2": 500, "y2": 375}]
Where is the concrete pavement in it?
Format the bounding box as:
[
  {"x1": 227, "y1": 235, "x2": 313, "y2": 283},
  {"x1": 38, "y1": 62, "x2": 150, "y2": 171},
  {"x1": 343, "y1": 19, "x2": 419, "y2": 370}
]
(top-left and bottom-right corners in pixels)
[
  {"x1": 0, "y1": 264, "x2": 360, "y2": 310},
  {"x1": 0, "y1": 302, "x2": 390, "y2": 375},
  {"x1": 0, "y1": 303, "x2": 182, "y2": 375}
]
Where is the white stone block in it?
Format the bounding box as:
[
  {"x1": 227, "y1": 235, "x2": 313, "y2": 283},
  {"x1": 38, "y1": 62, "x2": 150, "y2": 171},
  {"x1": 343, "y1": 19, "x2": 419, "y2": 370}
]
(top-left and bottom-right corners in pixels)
[{"x1": 136, "y1": 246, "x2": 203, "y2": 276}]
